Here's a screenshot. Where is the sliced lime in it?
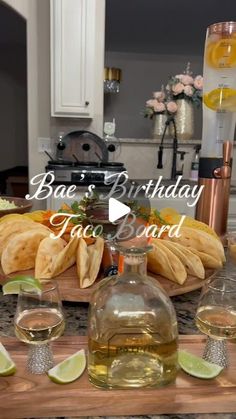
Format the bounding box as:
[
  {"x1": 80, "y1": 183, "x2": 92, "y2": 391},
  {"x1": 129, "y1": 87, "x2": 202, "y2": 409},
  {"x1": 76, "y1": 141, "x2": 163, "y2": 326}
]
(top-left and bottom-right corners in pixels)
[
  {"x1": 0, "y1": 342, "x2": 16, "y2": 376},
  {"x1": 2, "y1": 275, "x2": 42, "y2": 295},
  {"x1": 48, "y1": 349, "x2": 86, "y2": 384},
  {"x1": 178, "y1": 350, "x2": 223, "y2": 379}
]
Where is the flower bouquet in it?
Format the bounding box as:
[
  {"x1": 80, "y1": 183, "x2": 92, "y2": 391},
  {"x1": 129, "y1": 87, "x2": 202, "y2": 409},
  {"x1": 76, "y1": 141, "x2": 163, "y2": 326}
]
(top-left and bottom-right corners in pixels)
[
  {"x1": 166, "y1": 63, "x2": 203, "y2": 140},
  {"x1": 145, "y1": 90, "x2": 177, "y2": 119},
  {"x1": 167, "y1": 64, "x2": 203, "y2": 108},
  {"x1": 144, "y1": 88, "x2": 177, "y2": 139}
]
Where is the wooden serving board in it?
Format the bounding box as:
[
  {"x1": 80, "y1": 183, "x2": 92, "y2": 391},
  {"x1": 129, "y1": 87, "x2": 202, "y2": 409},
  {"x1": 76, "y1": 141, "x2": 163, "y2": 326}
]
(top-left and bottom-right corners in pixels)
[
  {"x1": 1, "y1": 335, "x2": 236, "y2": 418},
  {"x1": 0, "y1": 266, "x2": 215, "y2": 302}
]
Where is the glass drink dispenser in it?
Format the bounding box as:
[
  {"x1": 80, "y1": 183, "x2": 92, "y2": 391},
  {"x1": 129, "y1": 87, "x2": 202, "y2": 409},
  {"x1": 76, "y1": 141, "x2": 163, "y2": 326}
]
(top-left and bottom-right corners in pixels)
[
  {"x1": 196, "y1": 22, "x2": 236, "y2": 237},
  {"x1": 201, "y1": 21, "x2": 236, "y2": 157}
]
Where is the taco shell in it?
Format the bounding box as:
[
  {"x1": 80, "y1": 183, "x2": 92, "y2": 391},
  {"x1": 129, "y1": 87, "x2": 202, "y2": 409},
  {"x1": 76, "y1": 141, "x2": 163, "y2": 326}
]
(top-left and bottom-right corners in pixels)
[
  {"x1": 1, "y1": 229, "x2": 50, "y2": 275},
  {"x1": 0, "y1": 219, "x2": 51, "y2": 258},
  {"x1": 148, "y1": 238, "x2": 187, "y2": 285},
  {"x1": 160, "y1": 240, "x2": 205, "y2": 279},
  {"x1": 188, "y1": 247, "x2": 222, "y2": 269},
  {"x1": 77, "y1": 236, "x2": 104, "y2": 288},
  {"x1": 166, "y1": 226, "x2": 225, "y2": 262},
  {"x1": 50, "y1": 235, "x2": 79, "y2": 277},
  {"x1": 35, "y1": 237, "x2": 67, "y2": 278}
]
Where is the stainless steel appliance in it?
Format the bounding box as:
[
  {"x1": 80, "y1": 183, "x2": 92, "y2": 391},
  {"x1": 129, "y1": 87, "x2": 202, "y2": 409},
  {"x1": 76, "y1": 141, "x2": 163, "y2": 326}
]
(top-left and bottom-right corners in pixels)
[
  {"x1": 45, "y1": 161, "x2": 126, "y2": 185},
  {"x1": 45, "y1": 130, "x2": 126, "y2": 210}
]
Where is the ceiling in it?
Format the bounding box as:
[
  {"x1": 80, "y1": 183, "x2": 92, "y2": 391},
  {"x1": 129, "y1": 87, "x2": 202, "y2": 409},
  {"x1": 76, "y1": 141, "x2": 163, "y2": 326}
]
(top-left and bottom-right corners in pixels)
[{"x1": 105, "y1": 0, "x2": 236, "y2": 55}]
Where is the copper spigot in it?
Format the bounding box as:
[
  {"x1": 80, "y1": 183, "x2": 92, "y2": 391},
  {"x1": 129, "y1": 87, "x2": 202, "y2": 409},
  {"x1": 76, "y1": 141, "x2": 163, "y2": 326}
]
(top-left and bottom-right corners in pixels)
[{"x1": 213, "y1": 141, "x2": 232, "y2": 179}]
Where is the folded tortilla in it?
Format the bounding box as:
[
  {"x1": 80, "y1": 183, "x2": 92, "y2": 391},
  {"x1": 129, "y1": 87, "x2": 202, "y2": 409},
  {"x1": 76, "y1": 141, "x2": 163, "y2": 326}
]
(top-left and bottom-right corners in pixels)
[
  {"x1": 1, "y1": 229, "x2": 50, "y2": 274},
  {"x1": 160, "y1": 240, "x2": 205, "y2": 279},
  {"x1": 77, "y1": 237, "x2": 104, "y2": 288},
  {"x1": 35, "y1": 237, "x2": 67, "y2": 278},
  {"x1": 148, "y1": 238, "x2": 187, "y2": 285},
  {"x1": 188, "y1": 247, "x2": 222, "y2": 269},
  {"x1": 166, "y1": 226, "x2": 225, "y2": 263},
  {"x1": 0, "y1": 219, "x2": 51, "y2": 258},
  {"x1": 50, "y1": 236, "x2": 79, "y2": 277}
]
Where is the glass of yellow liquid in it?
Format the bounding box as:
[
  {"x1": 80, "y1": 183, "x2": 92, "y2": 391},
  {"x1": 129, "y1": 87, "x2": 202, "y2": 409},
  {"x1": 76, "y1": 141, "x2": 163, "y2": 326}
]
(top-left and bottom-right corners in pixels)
[
  {"x1": 14, "y1": 281, "x2": 65, "y2": 374},
  {"x1": 195, "y1": 276, "x2": 236, "y2": 367},
  {"x1": 227, "y1": 232, "x2": 236, "y2": 264}
]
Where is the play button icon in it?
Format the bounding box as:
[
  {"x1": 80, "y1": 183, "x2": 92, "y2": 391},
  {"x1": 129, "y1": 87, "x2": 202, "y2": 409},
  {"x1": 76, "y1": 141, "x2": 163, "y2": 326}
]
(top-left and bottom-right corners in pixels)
[{"x1": 108, "y1": 197, "x2": 131, "y2": 223}]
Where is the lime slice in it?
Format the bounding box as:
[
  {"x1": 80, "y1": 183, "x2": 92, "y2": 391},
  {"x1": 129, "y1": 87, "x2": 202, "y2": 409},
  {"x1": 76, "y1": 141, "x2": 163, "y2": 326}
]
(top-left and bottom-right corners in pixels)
[
  {"x1": 48, "y1": 349, "x2": 86, "y2": 384},
  {"x1": 2, "y1": 275, "x2": 42, "y2": 295},
  {"x1": 0, "y1": 342, "x2": 16, "y2": 376},
  {"x1": 178, "y1": 350, "x2": 223, "y2": 379}
]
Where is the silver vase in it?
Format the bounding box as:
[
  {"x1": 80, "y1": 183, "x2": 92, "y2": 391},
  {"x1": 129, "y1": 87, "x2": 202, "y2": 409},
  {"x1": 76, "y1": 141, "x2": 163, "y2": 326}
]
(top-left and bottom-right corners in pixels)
[
  {"x1": 152, "y1": 113, "x2": 168, "y2": 139},
  {"x1": 170, "y1": 99, "x2": 194, "y2": 141}
]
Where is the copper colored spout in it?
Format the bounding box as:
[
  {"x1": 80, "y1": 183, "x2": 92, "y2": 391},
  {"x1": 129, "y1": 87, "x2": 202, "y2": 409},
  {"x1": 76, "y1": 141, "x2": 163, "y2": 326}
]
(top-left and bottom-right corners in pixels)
[
  {"x1": 223, "y1": 141, "x2": 232, "y2": 166},
  {"x1": 213, "y1": 141, "x2": 232, "y2": 179}
]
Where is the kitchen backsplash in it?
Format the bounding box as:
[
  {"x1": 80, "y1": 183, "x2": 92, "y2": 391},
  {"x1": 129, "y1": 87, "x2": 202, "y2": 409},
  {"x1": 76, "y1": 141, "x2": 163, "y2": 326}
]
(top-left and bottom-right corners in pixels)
[{"x1": 111, "y1": 138, "x2": 236, "y2": 181}]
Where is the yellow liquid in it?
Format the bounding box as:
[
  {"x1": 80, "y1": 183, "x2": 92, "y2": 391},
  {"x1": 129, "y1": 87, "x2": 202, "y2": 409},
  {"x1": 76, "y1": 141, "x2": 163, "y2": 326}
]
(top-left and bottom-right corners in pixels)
[
  {"x1": 88, "y1": 334, "x2": 178, "y2": 389},
  {"x1": 229, "y1": 244, "x2": 236, "y2": 262},
  {"x1": 196, "y1": 305, "x2": 236, "y2": 339},
  {"x1": 206, "y1": 37, "x2": 236, "y2": 69},
  {"x1": 203, "y1": 87, "x2": 236, "y2": 112},
  {"x1": 15, "y1": 308, "x2": 65, "y2": 344}
]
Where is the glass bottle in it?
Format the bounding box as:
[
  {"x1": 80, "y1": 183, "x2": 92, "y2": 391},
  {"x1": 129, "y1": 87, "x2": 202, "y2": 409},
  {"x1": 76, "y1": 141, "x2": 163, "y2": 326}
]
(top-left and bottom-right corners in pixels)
[{"x1": 88, "y1": 245, "x2": 179, "y2": 389}]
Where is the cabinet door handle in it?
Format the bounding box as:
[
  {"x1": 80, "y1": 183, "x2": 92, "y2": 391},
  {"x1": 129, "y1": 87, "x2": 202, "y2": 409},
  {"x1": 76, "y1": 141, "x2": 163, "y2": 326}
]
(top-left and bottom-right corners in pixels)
[{"x1": 85, "y1": 101, "x2": 89, "y2": 106}]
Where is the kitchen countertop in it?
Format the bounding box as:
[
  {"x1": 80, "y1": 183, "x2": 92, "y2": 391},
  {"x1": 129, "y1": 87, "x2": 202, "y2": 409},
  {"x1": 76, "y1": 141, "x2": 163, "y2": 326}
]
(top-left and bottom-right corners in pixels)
[{"x1": 1, "y1": 267, "x2": 235, "y2": 419}]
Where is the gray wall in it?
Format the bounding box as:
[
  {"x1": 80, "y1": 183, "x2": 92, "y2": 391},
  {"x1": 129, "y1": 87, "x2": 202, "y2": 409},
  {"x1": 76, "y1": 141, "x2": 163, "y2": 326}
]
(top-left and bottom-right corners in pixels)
[{"x1": 104, "y1": 51, "x2": 203, "y2": 139}]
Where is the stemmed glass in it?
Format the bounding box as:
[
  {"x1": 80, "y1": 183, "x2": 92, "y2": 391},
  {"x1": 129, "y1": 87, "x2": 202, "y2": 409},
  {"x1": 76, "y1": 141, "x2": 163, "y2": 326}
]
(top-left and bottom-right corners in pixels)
[
  {"x1": 14, "y1": 281, "x2": 65, "y2": 374},
  {"x1": 195, "y1": 276, "x2": 236, "y2": 367}
]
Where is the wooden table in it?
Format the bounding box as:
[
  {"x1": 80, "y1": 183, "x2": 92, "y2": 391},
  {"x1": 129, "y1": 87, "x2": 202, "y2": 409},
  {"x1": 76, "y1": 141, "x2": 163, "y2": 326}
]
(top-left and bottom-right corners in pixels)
[
  {"x1": 1, "y1": 335, "x2": 236, "y2": 418},
  {"x1": 0, "y1": 266, "x2": 215, "y2": 302}
]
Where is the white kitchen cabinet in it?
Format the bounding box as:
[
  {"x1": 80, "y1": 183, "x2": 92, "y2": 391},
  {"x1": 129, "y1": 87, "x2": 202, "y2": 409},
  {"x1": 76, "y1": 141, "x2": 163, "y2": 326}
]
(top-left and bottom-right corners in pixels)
[{"x1": 50, "y1": 0, "x2": 105, "y2": 118}]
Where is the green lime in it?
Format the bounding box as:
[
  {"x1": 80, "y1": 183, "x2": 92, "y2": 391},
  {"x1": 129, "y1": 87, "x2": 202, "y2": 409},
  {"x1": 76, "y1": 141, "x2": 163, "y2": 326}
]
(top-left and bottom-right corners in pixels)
[
  {"x1": 178, "y1": 350, "x2": 223, "y2": 379},
  {"x1": 0, "y1": 342, "x2": 16, "y2": 376},
  {"x1": 48, "y1": 349, "x2": 86, "y2": 384},
  {"x1": 2, "y1": 275, "x2": 42, "y2": 295}
]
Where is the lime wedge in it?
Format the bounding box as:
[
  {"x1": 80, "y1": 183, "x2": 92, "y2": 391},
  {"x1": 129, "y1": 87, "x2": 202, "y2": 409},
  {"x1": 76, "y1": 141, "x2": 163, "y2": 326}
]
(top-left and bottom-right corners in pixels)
[
  {"x1": 0, "y1": 342, "x2": 16, "y2": 376},
  {"x1": 48, "y1": 349, "x2": 86, "y2": 384},
  {"x1": 178, "y1": 350, "x2": 223, "y2": 379},
  {"x1": 2, "y1": 275, "x2": 42, "y2": 295}
]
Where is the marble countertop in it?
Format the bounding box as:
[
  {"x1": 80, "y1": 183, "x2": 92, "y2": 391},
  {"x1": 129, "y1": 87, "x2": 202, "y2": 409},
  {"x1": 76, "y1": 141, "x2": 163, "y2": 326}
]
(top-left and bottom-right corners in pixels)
[{"x1": 0, "y1": 281, "x2": 234, "y2": 419}]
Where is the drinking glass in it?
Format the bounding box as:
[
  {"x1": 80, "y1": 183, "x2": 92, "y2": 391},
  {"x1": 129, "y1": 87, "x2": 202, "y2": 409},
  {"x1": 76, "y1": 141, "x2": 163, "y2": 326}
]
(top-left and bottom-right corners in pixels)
[
  {"x1": 14, "y1": 280, "x2": 65, "y2": 374},
  {"x1": 195, "y1": 276, "x2": 236, "y2": 367}
]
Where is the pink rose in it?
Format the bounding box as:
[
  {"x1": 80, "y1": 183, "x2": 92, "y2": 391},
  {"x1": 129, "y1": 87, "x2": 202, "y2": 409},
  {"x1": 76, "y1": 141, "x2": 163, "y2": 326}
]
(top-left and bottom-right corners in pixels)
[
  {"x1": 180, "y1": 75, "x2": 194, "y2": 85},
  {"x1": 184, "y1": 85, "x2": 194, "y2": 96},
  {"x1": 166, "y1": 101, "x2": 177, "y2": 113},
  {"x1": 175, "y1": 74, "x2": 184, "y2": 80},
  {"x1": 194, "y1": 75, "x2": 203, "y2": 90},
  {"x1": 172, "y1": 82, "x2": 184, "y2": 95},
  {"x1": 146, "y1": 99, "x2": 156, "y2": 108},
  {"x1": 153, "y1": 101, "x2": 165, "y2": 113},
  {"x1": 153, "y1": 91, "x2": 165, "y2": 101}
]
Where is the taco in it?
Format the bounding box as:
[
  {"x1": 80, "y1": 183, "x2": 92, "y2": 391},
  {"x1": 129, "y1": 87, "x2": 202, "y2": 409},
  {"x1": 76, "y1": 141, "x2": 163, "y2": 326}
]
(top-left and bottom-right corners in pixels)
[
  {"x1": 35, "y1": 237, "x2": 67, "y2": 278},
  {"x1": 160, "y1": 240, "x2": 205, "y2": 279},
  {"x1": 1, "y1": 229, "x2": 50, "y2": 274},
  {"x1": 148, "y1": 238, "x2": 187, "y2": 285},
  {"x1": 188, "y1": 247, "x2": 222, "y2": 269},
  {"x1": 166, "y1": 226, "x2": 225, "y2": 262},
  {"x1": 77, "y1": 236, "x2": 104, "y2": 288}
]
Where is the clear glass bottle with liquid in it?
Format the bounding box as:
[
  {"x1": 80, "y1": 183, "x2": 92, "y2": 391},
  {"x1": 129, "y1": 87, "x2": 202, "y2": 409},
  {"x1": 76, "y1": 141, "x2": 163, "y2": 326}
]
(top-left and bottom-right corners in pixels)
[{"x1": 88, "y1": 245, "x2": 178, "y2": 389}]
